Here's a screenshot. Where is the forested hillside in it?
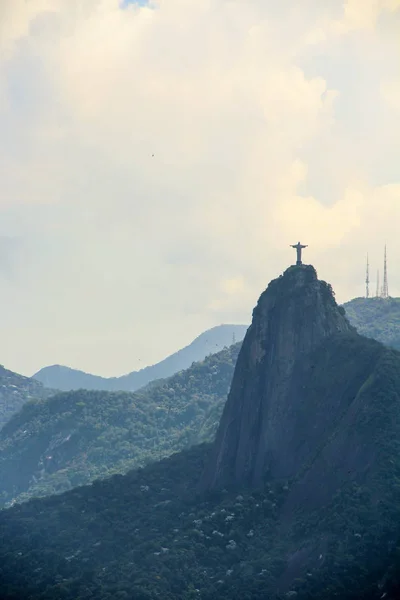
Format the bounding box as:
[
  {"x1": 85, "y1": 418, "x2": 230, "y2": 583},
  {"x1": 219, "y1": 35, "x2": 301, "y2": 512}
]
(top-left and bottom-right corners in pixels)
[
  {"x1": 2, "y1": 278, "x2": 400, "y2": 597},
  {"x1": 343, "y1": 297, "x2": 400, "y2": 350},
  {"x1": 2, "y1": 276, "x2": 400, "y2": 599},
  {"x1": 0, "y1": 343, "x2": 240, "y2": 507},
  {"x1": 0, "y1": 365, "x2": 53, "y2": 431},
  {"x1": 1, "y1": 355, "x2": 400, "y2": 600},
  {"x1": 2, "y1": 296, "x2": 400, "y2": 508}
]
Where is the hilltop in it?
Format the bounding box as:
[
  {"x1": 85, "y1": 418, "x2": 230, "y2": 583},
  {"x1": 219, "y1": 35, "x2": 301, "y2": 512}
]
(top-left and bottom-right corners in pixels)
[
  {"x1": 1, "y1": 266, "x2": 400, "y2": 599},
  {"x1": 202, "y1": 265, "x2": 352, "y2": 490},
  {"x1": 33, "y1": 324, "x2": 247, "y2": 392}
]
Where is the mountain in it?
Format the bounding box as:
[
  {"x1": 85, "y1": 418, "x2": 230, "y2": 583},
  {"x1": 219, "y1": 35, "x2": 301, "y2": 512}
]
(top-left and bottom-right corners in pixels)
[
  {"x1": 32, "y1": 300, "x2": 400, "y2": 395},
  {"x1": 2, "y1": 265, "x2": 400, "y2": 599},
  {"x1": 0, "y1": 343, "x2": 240, "y2": 508},
  {"x1": 343, "y1": 296, "x2": 400, "y2": 350},
  {"x1": 33, "y1": 324, "x2": 247, "y2": 392},
  {"x1": 0, "y1": 364, "x2": 53, "y2": 431},
  {"x1": 201, "y1": 265, "x2": 352, "y2": 490}
]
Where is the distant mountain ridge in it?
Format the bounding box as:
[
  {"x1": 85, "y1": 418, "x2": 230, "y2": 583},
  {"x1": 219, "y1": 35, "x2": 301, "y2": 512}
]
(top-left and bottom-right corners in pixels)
[
  {"x1": 32, "y1": 301, "x2": 400, "y2": 394},
  {"x1": 33, "y1": 324, "x2": 247, "y2": 392}
]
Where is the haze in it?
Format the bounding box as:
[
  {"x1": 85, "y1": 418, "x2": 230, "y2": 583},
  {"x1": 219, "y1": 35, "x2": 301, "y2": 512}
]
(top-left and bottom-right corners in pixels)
[{"x1": 0, "y1": 0, "x2": 399, "y2": 377}]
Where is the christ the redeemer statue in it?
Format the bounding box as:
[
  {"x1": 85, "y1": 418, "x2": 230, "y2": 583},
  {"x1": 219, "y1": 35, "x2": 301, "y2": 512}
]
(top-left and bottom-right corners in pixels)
[{"x1": 291, "y1": 242, "x2": 308, "y2": 266}]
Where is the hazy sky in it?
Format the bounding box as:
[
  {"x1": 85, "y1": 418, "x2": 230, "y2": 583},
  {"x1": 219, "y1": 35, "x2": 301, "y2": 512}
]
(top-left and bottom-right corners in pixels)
[{"x1": 1, "y1": 0, "x2": 399, "y2": 377}]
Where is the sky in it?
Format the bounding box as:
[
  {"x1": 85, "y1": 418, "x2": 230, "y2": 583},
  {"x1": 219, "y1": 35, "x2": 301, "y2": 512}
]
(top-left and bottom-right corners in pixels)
[{"x1": 0, "y1": 0, "x2": 399, "y2": 377}]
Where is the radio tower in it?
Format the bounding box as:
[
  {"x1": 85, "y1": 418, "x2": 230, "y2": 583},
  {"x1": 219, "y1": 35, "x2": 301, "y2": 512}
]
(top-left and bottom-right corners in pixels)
[
  {"x1": 376, "y1": 270, "x2": 380, "y2": 298},
  {"x1": 382, "y1": 245, "x2": 389, "y2": 299},
  {"x1": 365, "y1": 254, "x2": 370, "y2": 298}
]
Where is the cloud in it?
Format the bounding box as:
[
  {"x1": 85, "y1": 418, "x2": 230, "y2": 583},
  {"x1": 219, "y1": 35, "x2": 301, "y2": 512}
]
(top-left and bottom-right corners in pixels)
[
  {"x1": 0, "y1": 0, "x2": 399, "y2": 376},
  {"x1": 304, "y1": 0, "x2": 400, "y2": 37},
  {"x1": 381, "y1": 80, "x2": 400, "y2": 110}
]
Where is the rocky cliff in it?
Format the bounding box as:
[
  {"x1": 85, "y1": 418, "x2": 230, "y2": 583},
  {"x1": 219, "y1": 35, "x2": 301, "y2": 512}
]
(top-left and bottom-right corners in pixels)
[{"x1": 200, "y1": 264, "x2": 355, "y2": 490}]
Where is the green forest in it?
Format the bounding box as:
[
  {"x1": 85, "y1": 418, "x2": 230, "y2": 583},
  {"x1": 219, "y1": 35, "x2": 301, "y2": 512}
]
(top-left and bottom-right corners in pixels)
[
  {"x1": 343, "y1": 297, "x2": 400, "y2": 350},
  {"x1": 2, "y1": 298, "x2": 400, "y2": 598},
  {"x1": 0, "y1": 343, "x2": 240, "y2": 507},
  {"x1": 0, "y1": 365, "x2": 52, "y2": 430},
  {"x1": 0, "y1": 438, "x2": 399, "y2": 600},
  {"x1": 1, "y1": 333, "x2": 400, "y2": 599},
  {"x1": 1, "y1": 298, "x2": 400, "y2": 509}
]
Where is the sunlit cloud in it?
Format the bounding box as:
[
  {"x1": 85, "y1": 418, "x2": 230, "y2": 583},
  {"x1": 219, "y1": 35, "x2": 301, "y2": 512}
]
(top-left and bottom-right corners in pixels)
[{"x1": 0, "y1": 0, "x2": 399, "y2": 376}]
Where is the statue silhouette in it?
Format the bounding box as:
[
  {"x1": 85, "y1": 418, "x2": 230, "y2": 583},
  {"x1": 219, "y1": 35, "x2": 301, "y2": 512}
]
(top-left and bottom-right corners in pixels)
[{"x1": 290, "y1": 242, "x2": 308, "y2": 266}]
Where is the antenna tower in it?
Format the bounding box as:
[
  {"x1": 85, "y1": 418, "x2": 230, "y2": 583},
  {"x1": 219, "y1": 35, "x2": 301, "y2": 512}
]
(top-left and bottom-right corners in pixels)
[
  {"x1": 382, "y1": 245, "x2": 389, "y2": 299},
  {"x1": 376, "y1": 270, "x2": 380, "y2": 298},
  {"x1": 365, "y1": 254, "x2": 370, "y2": 298}
]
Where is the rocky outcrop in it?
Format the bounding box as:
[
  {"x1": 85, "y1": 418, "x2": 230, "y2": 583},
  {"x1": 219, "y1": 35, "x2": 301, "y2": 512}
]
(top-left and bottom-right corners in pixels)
[
  {"x1": 200, "y1": 265, "x2": 354, "y2": 490},
  {"x1": 197, "y1": 263, "x2": 400, "y2": 591}
]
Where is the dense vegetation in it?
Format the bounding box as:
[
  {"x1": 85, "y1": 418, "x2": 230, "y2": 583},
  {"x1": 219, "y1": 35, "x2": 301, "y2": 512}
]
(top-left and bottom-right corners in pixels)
[
  {"x1": 0, "y1": 296, "x2": 395, "y2": 434},
  {"x1": 1, "y1": 334, "x2": 400, "y2": 599},
  {"x1": 343, "y1": 297, "x2": 400, "y2": 350},
  {"x1": 2, "y1": 296, "x2": 400, "y2": 597},
  {"x1": 0, "y1": 444, "x2": 397, "y2": 600},
  {"x1": 33, "y1": 324, "x2": 247, "y2": 392},
  {"x1": 2, "y1": 297, "x2": 400, "y2": 508},
  {"x1": 0, "y1": 344, "x2": 240, "y2": 507},
  {"x1": 0, "y1": 365, "x2": 53, "y2": 431},
  {"x1": 0, "y1": 444, "x2": 289, "y2": 600}
]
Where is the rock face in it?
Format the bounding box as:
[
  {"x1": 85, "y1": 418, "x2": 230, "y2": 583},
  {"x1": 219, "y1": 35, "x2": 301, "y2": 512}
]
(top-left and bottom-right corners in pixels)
[{"x1": 200, "y1": 264, "x2": 354, "y2": 490}]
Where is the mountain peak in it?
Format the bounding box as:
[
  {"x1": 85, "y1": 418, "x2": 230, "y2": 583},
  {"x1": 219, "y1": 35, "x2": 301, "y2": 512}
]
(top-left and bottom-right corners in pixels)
[{"x1": 200, "y1": 266, "x2": 353, "y2": 490}]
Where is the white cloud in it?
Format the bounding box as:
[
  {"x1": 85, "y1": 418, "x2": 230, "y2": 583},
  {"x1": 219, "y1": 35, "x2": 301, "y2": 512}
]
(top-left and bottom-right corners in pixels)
[
  {"x1": 381, "y1": 80, "x2": 400, "y2": 110},
  {"x1": 0, "y1": 0, "x2": 399, "y2": 376}
]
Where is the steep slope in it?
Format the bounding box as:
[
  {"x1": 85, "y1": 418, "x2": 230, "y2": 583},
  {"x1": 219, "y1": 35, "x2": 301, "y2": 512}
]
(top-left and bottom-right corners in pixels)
[
  {"x1": 0, "y1": 364, "x2": 53, "y2": 431},
  {"x1": 343, "y1": 296, "x2": 400, "y2": 350},
  {"x1": 197, "y1": 263, "x2": 400, "y2": 588},
  {"x1": 0, "y1": 343, "x2": 240, "y2": 507},
  {"x1": 201, "y1": 265, "x2": 353, "y2": 490},
  {"x1": 33, "y1": 324, "x2": 247, "y2": 392},
  {"x1": 1, "y1": 350, "x2": 400, "y2": 600},
  {"x1": 2, "y1": 267, "x2": 400, "y2": 599}
]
